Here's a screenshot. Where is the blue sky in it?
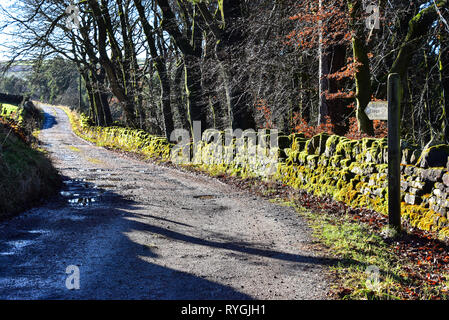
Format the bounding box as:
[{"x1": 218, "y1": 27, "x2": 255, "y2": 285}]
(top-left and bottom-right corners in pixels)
[{"x1": 0, "y1": 0, "x2": 16, "y2": 61}]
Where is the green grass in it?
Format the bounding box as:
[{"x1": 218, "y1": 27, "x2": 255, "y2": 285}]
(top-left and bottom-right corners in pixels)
[
  {"x1": 0, "y1": 130, "x2": 60, "y2": 218},
  {"x1": 0, "y1": 105, "x2": 61, "y2": 219},
  {"x1": 306, "y1": 211, "x2": 402, "y2": 299},
  {"x1": 270, "y1": 197, "x2": 449, "y2": 300},
  {"x1": 272, "y1": 199, "x2": 403, "y2": 299}
]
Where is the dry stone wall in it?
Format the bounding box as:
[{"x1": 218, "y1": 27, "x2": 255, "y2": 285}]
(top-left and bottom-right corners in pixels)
[{"x1": 72, "y1": 112, "x2": 449, "y2": 238}]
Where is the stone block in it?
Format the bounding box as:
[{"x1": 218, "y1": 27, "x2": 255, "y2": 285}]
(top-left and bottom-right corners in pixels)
[{"x1": 405, "y1": 193, "x2": 422, "y2": 205}]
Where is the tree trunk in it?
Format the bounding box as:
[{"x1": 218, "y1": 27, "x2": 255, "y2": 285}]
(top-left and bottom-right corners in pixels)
[
  {"x1": 157, "y1": 0, "x2": 206, "y2": 135},
  {"x1": 173, "y1": 59, "x2": 189, "y2": 130},
  {"x1": 317, "y1": 0, "x2": 329, "y2": 125},
  {"x1": 390, "y1": 0, "x2": 449, "y2": 81},
  {"x1": 184, "y1": 55, "x2": 208, "y2": 134},
  {"x1": 95, "y1": 67, "x2": 112, "y2": 126},
  {"x1": 347, "y1": 0, "x2": 374, "y2": 135},
  {"x1": 439, "y1": 32, "x2": 449, "y2": 142},
  {"x1": 87, "y1": 0, "x2": 137, "y2": 127},
  {"x1": 82, "y1": 71, "x2": 97, "y2": 123},
  {"x1": 328, "y1": 43, "x2": 350, "y2": 135},
  {"x1": 134, "y1": 0, "x2": 174, "y2": 137},
  {"x1": 352, "y1": 36, "x2": 374, "y2": 135}
]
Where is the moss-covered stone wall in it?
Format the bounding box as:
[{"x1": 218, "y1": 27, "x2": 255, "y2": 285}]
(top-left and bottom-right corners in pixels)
[
  {"x1": 276, "y1": 134, "x2": 449, "y2": 238},
  {"x1": 65, "y1": 107, "x2": 449, "y2": 238}
]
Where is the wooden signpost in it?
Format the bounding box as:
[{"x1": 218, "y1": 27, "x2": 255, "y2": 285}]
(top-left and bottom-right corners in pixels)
[
  {"x1": 387, "y1": 73, "x2": 401, "y2": 232},
  {"x1": 365, "y1": 73, "x2": 402, "y2": 232}
]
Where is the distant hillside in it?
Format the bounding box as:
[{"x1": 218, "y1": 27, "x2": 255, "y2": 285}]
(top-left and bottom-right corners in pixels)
[{"x1": 0, "y1": 61, "x2": 33, "y2": 79}]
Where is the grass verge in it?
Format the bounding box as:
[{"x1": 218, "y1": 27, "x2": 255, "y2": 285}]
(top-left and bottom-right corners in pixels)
[{"x1": 0, "y1": 103, "x2": 61, "y2": 220}]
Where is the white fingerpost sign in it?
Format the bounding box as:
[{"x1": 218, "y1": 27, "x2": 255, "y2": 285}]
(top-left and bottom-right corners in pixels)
[{"x1": 365, "y1": 101, "x2": 388, "y2": 120}]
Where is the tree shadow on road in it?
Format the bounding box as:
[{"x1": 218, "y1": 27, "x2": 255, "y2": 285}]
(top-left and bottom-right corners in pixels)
[
  {"x1": 41, "y1": 110, "x2": 57, "y2": 130},
  {"x1": 0, "y1": 181, "x2": 352, "y2": 300}
]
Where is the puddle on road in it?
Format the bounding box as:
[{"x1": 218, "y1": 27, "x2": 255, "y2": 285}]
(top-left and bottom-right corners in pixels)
[
  {"x1": 0, "y1": 240, "x2": 35, "y2": 256},
  {"x1": 7, "y1": 240, "x2": 34, "y2": 249},
  {"x1": 0, "y1": 251, "x2": 15, "y2": 256},
  {"x1": 60, "y1": 154, "x2": 77, "y2": 161},
  {"x1": 63, "y1": 179, "x2": 86, "y2": 185},
  {"x1": 68, "y1": 197, "x2": 97, "y2": 206},
  {"x1": 60, "y1": 179, "x2": 102, "y2": 208},
  {"x1": 27, "y1": 229, "x2": 50, "y2": 235},
  {"x1": 0, "y1": 229, "x2": 52, "y2": 256},
  {"x1": 78, "y1": 168, "x2": 112, "y2": 173},
  {"x1": 58, "y1": 168, "x2": 123, "y2": 207},
  {"x1": 66, "y1": 214, "x2": 87, "y2": 221}
]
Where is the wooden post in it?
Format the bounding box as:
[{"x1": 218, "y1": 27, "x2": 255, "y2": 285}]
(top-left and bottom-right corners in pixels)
[{"x1": 387, "y1": 73, "x2": 401, "y2": 231}]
